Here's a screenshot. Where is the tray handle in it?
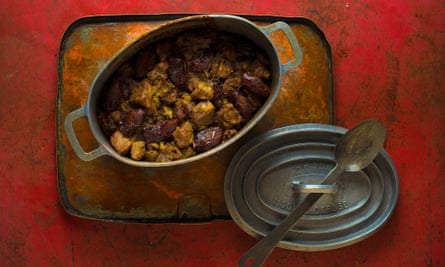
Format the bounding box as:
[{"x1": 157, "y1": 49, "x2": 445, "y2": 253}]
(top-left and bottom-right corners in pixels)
[
  {"x1": 262, "y1": 21, "x2": 303, "y2": 74},
  {"x1": 64, "y1": 106, "x2": 106, "y2": 161}
]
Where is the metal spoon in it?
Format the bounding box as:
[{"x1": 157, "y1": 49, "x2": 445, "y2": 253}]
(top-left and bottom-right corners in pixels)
[{"x1": 238, "y1": 119, "x2": 387, "y2": 267}]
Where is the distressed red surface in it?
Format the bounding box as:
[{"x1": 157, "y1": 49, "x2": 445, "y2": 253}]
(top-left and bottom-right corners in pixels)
[{"x1": 0, "y1": 1, "x2": 444, "y2": 266}]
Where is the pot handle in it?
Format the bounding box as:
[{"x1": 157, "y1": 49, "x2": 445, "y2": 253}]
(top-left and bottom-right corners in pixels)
[
  {"x1": 262, "y1": 21, "x2": 303, "y2": 73},
  {"x1": 64, "y1": 106, "x2": 107, "y2": 161}
]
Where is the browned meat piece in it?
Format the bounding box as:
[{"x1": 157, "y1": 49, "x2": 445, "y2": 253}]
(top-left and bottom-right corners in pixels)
[
  {"x1": 134, "y1": 48, "x2": 157, "y2": 79},
  {"x1": 173, "y1": 121, "x2": 194, "y2": 148},
  {"x1": 156, "y1": 143, "x2": 183, "y2": 162},
  {"x1": 129, "y1": 80, "x2": 157, "y2": 112},
  {"x1": 241, "y1": 72, "x2": 270, "y2": 98},
  {"x1": 167, "y1": 58, "x2": 187, "y2": 88},
  {"x1": 223, "y1": 76, "x2": 242, "y2": 95},
  {"x1": 147, "y1": 62, "x2": 169, "y2": 81},
  {"x1": 143, "y1": 119, "x2": 178, "y2": 144},
  {"x1": 156, "y1": 80, "x2": 178, "y2": 104},
  {"x1": 120, "y1": 108, "x2": 145, "y2": 137},
  {"x1": 161, "y1": 106, "x2": 174, "y2": 119},
  {"x1": 223, "y1": 129, "x2": 238, "y2": 142},
  {"x1": 214, "y1": 102, "x2": 243, "y2": 129},
  {"x1": 110, "y1": 130, "x2": 133, "y2": 155},
  {"x1": 103, "y1": 77, "x2": 134, "y2": 112},
  {"x1": 189, "y1": 52, "x2": 213, "y2": 72},
  {"x1": 130, "y1": 141, "x2": 146, "y2": 160},
  {"x1": 211, "y1": 57, "x2": 233, "y2": 79},
  {"x1": 144, "y1": 148, "x2": 159, "y2": 161},
  {"x1": 175, "y1": 93, "x2": 192, "y2": 107},
  {"x1": 188, "y1": 74, "x2": 214, "y2": 100},
  {"x1": 190, "y1": 101, "x2": 215, "y2": 129},
  {"x1": 193, "y1": 127, "x2": 223, "y2": 152},
  {"x1": 98, "y1": 112, "x2": 118, "y2": 137},
  {"x1": 174, "y1": 93, "x2": 193, "y2": 119}
]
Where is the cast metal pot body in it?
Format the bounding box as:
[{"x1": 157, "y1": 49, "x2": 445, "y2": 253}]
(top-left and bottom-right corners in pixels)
[{"x1": 64, "y1": 14, "x2": 303, "y2": 167}]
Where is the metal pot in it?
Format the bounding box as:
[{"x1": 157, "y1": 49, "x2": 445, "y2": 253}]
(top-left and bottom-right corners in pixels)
[{"x1": 64, "y1": 14, "x2": 303, "y2": 167}]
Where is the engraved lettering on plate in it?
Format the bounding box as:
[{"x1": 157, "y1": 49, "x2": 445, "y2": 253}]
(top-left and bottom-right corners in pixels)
[{"x1": 258, "y1": 159, "x2": 371, "y2": 217}]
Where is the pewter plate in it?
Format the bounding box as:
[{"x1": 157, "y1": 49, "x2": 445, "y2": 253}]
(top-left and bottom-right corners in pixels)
[{"x1": 224, "y1": 124, "x2": 399, "y2": 251}]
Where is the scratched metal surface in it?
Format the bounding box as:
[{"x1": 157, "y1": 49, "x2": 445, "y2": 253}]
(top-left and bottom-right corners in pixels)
[{"x1": 56, "y1": 15, "x2": 333, "y2": 222}]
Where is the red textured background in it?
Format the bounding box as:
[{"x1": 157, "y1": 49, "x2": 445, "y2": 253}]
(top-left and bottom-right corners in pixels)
[{"x1": 0, "y1": 1, "x2": 444, "y2": 266}]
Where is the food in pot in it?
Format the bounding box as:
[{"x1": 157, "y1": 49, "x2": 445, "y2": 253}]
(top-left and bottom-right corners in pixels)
[{"x1": 98, "y1": 28, "x2": 271, "y2": 162}]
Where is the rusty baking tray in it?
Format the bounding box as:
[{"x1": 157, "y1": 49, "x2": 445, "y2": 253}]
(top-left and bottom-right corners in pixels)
[{"x1": 56, "y1": 14, "x2": 334, "y2": 223}]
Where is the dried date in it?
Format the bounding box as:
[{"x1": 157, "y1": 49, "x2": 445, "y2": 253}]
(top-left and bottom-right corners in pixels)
[
  {"x1": 193, "y1": 126, "x2": 223, "y2": 152},
  {"x1": 168, "y1": 58, "x2": 187, "y2": 88},
  {"x1": 241, "y1": 72, "x2": 270, "y2": 98},
  {"x1": 189, "y1": 52, "x2": 213, "y2": 72},
  {"x1": 143, "y1": 119, "x2": 178, "y2": 143},
  {"x1": 120, "y1": 108, "x2": 145, "y2": 137}
]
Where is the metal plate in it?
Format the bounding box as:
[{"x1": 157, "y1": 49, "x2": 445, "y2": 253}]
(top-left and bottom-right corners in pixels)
[
  {"x1": 56, "y1": 15, "x2": 334, "y2": 223},
  {"x1": 224, "y1": 124, "x2": 399, "y2": 251}
]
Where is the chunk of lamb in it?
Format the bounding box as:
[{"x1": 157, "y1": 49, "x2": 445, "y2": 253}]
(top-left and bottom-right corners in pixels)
[
  {"x1": 190, "y1": 101, "x2": 215, "y2": 129},
  {"x1": 129, "y1": 80, "x2": 158, "y2": 115},
  {"x1": 172, "y1": 121, "x2": 194, "y2": 148},
  {"x1": 211, "y1": 57, "x2": 233, "y2": 79},
  {"x1": 214, "y1": 102, "x2": 243, "y2": 129},
  {"x1": 130, "y1": 141, "x2": 146, "y2": 161},
  {"x1": 156, "y1": 143, "x2": 184, "y2": 162},
  {"x1": 110, "y1": 131, "x2": 133, "y2": 155},
  {"x1": 188, "y1": 74, "x2": 214, "y2": 100}
]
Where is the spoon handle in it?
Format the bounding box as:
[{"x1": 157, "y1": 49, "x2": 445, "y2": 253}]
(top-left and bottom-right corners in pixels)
[{"x1": 238, "y1": 165, "x2": 344, "y2": 267}]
